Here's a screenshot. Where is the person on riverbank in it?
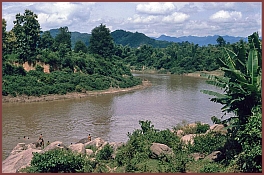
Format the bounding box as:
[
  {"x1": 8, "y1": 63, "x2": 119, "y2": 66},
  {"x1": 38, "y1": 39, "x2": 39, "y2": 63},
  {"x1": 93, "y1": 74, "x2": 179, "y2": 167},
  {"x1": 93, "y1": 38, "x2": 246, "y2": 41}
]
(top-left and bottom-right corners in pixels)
[
  {"x1": 39, "y1": 134, "x2": 43, "y2": 140},
  {"x1": 38, "y1": 134, "x2": 44, "y2": 149},
  {"x1": 88, "y1": 134, "x2": 91, "y2": 141},
  {"x1": 46, "y1": 141, "x2": 50, "y2": 147}
]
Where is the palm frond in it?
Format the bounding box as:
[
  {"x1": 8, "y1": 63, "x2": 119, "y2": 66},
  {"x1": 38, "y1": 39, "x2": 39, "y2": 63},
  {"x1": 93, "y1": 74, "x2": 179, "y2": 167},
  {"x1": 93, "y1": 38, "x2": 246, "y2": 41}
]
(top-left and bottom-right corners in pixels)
[
  {"x1": 247, "y1": 49, "x2": 259, "y2": 85},
  {"x1": 200, "y1": 90, "x2": 227, "y2": 98}
]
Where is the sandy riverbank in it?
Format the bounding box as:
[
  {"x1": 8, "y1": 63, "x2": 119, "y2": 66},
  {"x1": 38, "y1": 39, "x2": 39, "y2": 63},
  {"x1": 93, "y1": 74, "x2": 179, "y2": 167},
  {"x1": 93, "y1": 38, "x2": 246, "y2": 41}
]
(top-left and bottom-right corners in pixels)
[{"x1": 2, "y1": 80, "x2": 152, "y2": 103}]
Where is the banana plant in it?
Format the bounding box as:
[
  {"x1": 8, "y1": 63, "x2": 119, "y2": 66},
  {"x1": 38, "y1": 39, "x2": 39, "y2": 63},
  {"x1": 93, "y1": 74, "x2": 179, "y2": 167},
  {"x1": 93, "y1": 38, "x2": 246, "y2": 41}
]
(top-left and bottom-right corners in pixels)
[{"x1": 201, "y1": 32, "x2": 262, "y2": 126}]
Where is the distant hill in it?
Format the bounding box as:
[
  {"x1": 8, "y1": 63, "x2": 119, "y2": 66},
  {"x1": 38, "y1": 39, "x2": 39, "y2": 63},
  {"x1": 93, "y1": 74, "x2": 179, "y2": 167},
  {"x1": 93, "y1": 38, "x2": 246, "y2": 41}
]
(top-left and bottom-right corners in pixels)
[
  {"x1": 111, "y1": 30, "x2": 171, "y2": 48},
  {"x1": 49, "y1": 29, "x2": 91, "y2": 49},
  {"x1": 47, "y1": 28, "x2": 247, "y2": 48},
  {"x1": 155, "y1": 35, "x2": 247, "y2": 46},
  {"x1": 47, "y1": 28, "x2": 171, "y2": 48}
]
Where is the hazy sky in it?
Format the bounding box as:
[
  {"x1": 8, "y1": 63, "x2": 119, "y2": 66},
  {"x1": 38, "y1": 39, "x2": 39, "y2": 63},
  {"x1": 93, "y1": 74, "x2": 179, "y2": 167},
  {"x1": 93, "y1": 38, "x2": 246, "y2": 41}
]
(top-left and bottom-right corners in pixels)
[{"x1": 2, "y1": 2, "x2": 262, "y2": 37}]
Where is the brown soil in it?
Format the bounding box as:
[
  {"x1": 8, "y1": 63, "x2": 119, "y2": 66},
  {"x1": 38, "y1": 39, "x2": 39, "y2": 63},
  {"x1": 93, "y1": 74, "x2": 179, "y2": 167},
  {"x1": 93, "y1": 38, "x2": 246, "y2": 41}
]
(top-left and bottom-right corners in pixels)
[{"x1": 2, "y1": 80, "x2": 152, "y2": 103}]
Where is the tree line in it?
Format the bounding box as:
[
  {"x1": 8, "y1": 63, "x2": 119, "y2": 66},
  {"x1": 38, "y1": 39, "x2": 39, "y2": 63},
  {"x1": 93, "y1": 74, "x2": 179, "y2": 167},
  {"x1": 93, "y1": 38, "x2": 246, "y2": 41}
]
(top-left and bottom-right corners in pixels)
[
  {"x1": 2, "y1": 10, "x2": 141, "y2": 97},
  {"x1": 1, "y1": 9, "x2": 257, "y2": 97}
]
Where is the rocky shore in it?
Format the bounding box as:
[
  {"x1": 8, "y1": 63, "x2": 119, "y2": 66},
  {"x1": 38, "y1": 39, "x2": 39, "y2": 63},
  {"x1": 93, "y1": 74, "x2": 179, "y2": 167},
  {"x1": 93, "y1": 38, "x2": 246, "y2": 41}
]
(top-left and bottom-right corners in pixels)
[
  {"x1": 2, "y1": 80, "x2": 151, "y2": 103},
  {"x1": 2, "y1": 123, "x2": 227, "y2": 173}
]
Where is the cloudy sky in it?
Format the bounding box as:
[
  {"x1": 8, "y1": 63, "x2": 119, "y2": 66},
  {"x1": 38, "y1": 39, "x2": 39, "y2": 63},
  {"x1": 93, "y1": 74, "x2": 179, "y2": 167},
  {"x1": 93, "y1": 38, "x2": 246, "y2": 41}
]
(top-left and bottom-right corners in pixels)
[{"x1": 2, "y1": 2, "x2": 262, "y2": 38}]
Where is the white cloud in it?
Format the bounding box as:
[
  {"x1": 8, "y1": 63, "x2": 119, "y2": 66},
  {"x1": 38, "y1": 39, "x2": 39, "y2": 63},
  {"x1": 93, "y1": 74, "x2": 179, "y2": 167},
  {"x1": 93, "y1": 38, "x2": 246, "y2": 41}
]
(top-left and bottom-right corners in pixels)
[
  {"x1": 136, "y1": 2, "x2": 175, "y2": 15},
  {"x1": 203, "y1": 2, "x2": 236, "y2": 10},
  {"x1": 128, "y1": 14, "x2": 159, "y2": 24},
  {"x1": 2, "y1": 2, "x2": 261, "y2": 37},
  {"x1": 210, "y1": 10, "x2": 242, "y2": 22},
  {"x1": 162, "y1": 12, "x2": 189, "y2": 23}
]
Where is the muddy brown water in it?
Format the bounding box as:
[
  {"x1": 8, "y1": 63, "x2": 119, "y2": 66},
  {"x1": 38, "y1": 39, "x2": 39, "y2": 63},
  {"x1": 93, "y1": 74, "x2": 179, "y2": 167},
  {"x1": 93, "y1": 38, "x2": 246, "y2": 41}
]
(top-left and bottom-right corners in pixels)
[{"x1": 2, "y1": 73, "x2": 230, "y2": 160}]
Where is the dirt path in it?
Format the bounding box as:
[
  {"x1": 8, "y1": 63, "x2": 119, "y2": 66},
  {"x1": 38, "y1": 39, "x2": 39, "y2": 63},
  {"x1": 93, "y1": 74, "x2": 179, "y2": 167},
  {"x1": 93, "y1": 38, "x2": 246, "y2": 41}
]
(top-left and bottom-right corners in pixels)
[{"x1": 2, "y1": 80, "x2": 152, "y2": 103}]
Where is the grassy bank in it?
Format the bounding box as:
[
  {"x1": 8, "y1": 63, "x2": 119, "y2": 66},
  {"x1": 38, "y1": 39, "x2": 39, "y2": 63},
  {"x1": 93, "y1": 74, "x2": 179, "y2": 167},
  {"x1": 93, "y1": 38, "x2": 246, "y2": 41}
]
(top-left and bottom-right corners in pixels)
[{"x1": 2, "y1": 80, "x2": 151, "y2": 103}]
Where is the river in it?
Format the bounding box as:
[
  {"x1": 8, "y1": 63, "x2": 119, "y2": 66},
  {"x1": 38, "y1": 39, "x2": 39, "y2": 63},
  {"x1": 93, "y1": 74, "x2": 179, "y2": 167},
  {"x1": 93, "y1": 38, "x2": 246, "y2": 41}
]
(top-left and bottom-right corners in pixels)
[{"x1": 2, "y1": 73, "x2": 229, "y2": 160}]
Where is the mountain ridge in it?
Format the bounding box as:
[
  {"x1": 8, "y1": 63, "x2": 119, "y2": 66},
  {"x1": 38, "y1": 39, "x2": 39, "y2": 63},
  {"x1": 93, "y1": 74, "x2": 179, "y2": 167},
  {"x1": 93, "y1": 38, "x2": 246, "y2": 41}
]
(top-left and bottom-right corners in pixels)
[
  {"x1": 155, "y1": 34, "x2": 247, "y2": 46},
  {"x1": 47, "y1": 28, "x2": 248, "y2": 48}
]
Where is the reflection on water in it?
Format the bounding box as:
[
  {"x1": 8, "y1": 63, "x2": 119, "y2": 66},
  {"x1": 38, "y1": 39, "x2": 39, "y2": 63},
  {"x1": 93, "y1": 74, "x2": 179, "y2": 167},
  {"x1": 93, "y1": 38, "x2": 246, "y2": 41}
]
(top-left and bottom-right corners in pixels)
[{"x1": 2, "y1": 73, "x2": 229, "y2": 160}]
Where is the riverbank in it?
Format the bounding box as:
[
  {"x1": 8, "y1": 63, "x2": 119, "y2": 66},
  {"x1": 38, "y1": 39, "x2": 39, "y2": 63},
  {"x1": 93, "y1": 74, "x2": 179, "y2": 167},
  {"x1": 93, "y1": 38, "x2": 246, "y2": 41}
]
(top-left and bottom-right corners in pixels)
[
  {"x1": 2, "y1": 80, "x2": 152, "y2": 103},
  {"x1": 183, "y1": 70, "x2": 224, "y2": 78},
  {"x1": 2, "y1": 123, "x2": 228, "y2": 173},
  {"x1": 131, "y1": 69, "x2": 224, "y2": 78}
]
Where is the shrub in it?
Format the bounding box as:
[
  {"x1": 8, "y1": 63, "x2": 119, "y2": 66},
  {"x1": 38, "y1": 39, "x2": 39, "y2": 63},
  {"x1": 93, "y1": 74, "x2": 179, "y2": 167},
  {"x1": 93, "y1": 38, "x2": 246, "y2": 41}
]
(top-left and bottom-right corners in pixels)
[
  {"x1": 188, "y1": 132, "x2": 227, "y2": 155},
  {"x1": 199, "y1": 162, "x2": 221, "y2": 173},
  {"x1": 173, "y1": 120, "x2": 210, "y2": 135},
  {"x1": 96, "y1": 144, "x2": 114, "y2": 160},
  {"x1": 29, "y1": 149, "x2": 94, "y2": 173},
  {"x1": 195, "y1": 122, "x2": 210, "y2": 134}
]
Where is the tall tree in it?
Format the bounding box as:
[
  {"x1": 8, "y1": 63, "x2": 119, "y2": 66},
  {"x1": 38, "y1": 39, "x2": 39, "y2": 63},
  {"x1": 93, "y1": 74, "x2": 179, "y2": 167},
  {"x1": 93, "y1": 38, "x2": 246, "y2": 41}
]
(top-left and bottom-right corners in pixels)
[
  {"x1": 39, "y1": 31, "x2": 54, "y2": 50},
  {"x1": 52, "y1": 27, "x2": 72, "y2": 61},
  {"x1": 12, "y1": 9, "x2": 41, "y2": 63},
  {"x1": 53, "y1": 26, "x2": 71, "y2": 52},
  {"x1": 88, "y1": 24, "x2": 114, "y2": 58},
  {"x1": 216, "y1": 36, "x2": 226, "y2": 47},
  {"x1": 74, "y1": 40, "x2": 87, "y2": 53},
  {"x1": 2, "y1": 18, "x2": 7, "y2": 57}
]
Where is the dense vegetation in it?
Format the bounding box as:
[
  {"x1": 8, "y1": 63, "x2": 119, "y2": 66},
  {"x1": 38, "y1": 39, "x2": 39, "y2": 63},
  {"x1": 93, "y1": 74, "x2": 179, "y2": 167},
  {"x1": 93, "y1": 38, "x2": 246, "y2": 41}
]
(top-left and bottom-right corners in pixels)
[
  {"x1": 20, "y1": 32, "x2": 261, "y2": 173},
  {"x1": 22, "y1": 120, "x2": 225, "y2": 173},
  {"x1": 2, "y1": 10, "x2": 262, "y2": 173},
  {"x1": 201, "y1": 32, "x2": 262, "y2": 172},
  {"x1": 2, "y1": 10, "x2": 141, "y2": 97}
]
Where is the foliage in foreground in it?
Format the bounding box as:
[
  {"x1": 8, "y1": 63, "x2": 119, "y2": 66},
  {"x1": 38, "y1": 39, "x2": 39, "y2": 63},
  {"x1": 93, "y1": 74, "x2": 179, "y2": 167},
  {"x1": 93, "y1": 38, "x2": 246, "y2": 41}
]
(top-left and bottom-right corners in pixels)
[
  {"x1": 201, "y1": 32, "x2": 262, "y2": 173},
  {"x1": 27, "y1": 149, "x2": 96, "y2": 173},
  {"x1": 23, "y1": 119, "x2": 258, "y2": 173}
]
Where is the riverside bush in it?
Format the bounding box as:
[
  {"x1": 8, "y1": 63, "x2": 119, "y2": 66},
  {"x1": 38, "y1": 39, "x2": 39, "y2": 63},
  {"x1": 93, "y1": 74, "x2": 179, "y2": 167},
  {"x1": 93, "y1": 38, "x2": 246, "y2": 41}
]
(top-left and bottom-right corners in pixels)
[
  {"x1": 29, "y1": 149, "x2": 95, "y2": 173},
  {"x1": 115, "y1": 120, "x2": 185, "y2": 172},
  {"x1": 96, "y1": 143, "x2": 114, "y2": 160},
  {"x1": 199, "y1": 162, "x2": 221, "y2": 173},
  {"x1": 188, "y1": 132, "x2": 227, "y2": 155},
  {"x1": 173, "y1": 120, "x2": 210, "y2": 134}
]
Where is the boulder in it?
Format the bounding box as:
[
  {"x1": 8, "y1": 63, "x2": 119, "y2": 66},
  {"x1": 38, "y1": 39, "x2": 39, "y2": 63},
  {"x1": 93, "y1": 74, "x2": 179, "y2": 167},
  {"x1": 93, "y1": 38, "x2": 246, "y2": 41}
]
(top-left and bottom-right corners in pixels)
[
  {"x1": 10, "y1": 143, "x2": 27, "y2": 155},
  {"x1": 85, "y1": 149, "x2": 94, "y2": 156},
  {"x1": 206, "y1": 124, "x2": 227, "y2": 134},
  {"x1": 109, "y1": 142, "x2": 125, "y2": 159},
  {"x1": 26, "y1": 143, "x2": 38, "y2": 149},
  {"x1": 76, "y1": 137, "x2": 89, "y2": 144},
  {"x1": 204, "y1": 151, "x2": 223, "y2": 162},
  {"x1": 68, "y1": 143, "x2": 85, "y2": 154},
  {"x1": 109, "y1": 142, "x2": 125, "y2": 151},
  {"x1": 2, "y1": 148, "x2": 41, "y2": 173},
  {"x1": 40, "y1": 141, "x2": 67, "y2": 153},
  {"x1": 150, "y1": 143, "x2": 173, "y2": 159},
  {"x1": 190, "y1": 153, "x2": 205, "y2": 161},
  {"x1": 181, "y1": 134, "x2": 196, "y2": 144},
  {"x1": 84, "y1": 138, "x2": 107, "y2": 149},
  {"x1": 176, "y1": 130, "x2": 184, "y2": 137}
]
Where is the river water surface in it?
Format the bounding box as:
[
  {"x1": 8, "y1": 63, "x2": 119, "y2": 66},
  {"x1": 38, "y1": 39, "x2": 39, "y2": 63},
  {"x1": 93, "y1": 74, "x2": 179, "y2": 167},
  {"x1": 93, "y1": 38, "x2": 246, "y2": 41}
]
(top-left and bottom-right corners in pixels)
[{"x1": 2, "y1": 73, "x2": 229, "y2": 160}]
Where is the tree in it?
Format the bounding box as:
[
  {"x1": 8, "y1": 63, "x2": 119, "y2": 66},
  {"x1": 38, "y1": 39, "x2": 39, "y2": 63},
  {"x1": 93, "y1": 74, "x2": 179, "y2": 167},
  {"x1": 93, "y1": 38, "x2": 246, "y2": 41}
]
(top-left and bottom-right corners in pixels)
[
  {"x1": 74, "y1": 40, "x2": 87, "y2": 53},
  {"x1": 2, "y1": 18, "x2": 8, "y2": 57},
  {"x1": 201, "y1": 32, "x2": 262, "y2": 172},
  {"x1": 53, "y1": 26, "x2": 71, "y2": 52},
  {"x1": 39, "y1": 31, "x2": 54, "y2": 50},
  {"x1": 88, "y1": 24, "x2": 114, "y2": 58},
  {"x1": 12, "y1": 9, "x2": 41, "y2": 63},
  {"x1": 216, "y1": 36, "x2": 226, "y2": 47}
]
